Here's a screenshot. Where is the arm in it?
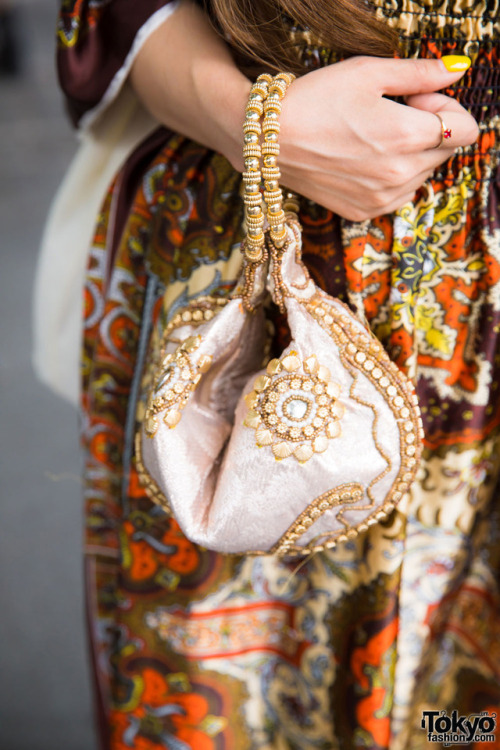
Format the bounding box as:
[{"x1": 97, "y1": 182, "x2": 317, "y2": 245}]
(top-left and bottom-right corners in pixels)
[
  {"x1": 129, "y1": 0, "x2": 250, "y2": 174},
  {"x1": 130, "y1": 0, "x2": 479, "y2": 221}
]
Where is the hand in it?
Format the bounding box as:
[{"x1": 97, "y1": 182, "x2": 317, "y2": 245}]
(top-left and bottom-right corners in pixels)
[{"x1": 278, "y1": 56, "x2": 479, "y2": 220}]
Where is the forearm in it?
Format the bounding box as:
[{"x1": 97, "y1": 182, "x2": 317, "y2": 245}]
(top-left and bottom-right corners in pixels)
[{"x1": 129, "y1": 0, "x2": 250, "y2": 170}]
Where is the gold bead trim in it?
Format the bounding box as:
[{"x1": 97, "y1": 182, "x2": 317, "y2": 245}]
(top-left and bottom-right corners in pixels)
[
  {"x1": 272, "y1": 483, "x2": 364, "y2": 555},
  {"x1": 135, "y1": 431, "x2": 173, "y2": 514}
]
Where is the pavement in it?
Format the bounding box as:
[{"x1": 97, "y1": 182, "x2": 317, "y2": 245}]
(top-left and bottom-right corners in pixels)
[{"x1": 0, "y1": 1, "x2": 97, "y2": 748}]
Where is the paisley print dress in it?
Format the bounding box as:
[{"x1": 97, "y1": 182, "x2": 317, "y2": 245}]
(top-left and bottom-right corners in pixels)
[{"x1": 57, "y1": 0, "x2": 500, "y2": 748}]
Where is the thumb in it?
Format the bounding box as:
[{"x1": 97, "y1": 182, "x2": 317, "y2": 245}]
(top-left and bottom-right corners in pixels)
[{"x1": 372, "y1": 55, "x2": 471, "y2": 97}]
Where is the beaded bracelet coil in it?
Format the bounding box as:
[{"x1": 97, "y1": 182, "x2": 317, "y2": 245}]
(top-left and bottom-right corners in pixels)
[
  {"x1": 242, "y1": 72, "x2": 296, "y2": 262},
  {"x1": 242, "y1": 74, "x2": 271, "y2": 262}
]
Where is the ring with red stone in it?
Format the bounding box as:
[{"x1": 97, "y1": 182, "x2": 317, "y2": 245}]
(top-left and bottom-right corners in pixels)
[{"x1": 433, "y1": 113, "x2": 452, "y2": 148}]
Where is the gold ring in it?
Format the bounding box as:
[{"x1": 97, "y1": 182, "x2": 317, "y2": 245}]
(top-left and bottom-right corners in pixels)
[{"x1": 433, "y1": 113, "x2": 452, "y2": 148}]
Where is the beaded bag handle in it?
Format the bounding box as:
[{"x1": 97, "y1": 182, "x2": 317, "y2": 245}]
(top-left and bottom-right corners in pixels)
[
  {"x1": 242, "y1": 73, "x2": 297, "y2": 253},
  {"x1": 241, "y1": 73, "x2": 272, "y2": 263},
  {"x1": 241, "y1": 73, "x2": 297, "y2": 310},
  {"x1": 261, "y1": 73, "x2": 296, "y2": 247}
]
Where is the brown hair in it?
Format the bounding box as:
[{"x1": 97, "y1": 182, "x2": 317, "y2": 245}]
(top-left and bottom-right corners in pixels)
[{"x1": 207, "y1": 0, "x2": 398, "y2": 76}]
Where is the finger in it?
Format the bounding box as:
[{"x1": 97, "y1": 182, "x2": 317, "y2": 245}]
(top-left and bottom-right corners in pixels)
[
  {"x1": 378, "y1": 192, "x2": 427, "y2": 218},
  {"x1": 366, "y1": 167, "x2": 436, "y2": 213},
  {"x1": 424, "y1": 110, "x2": 478, "y2": 150},
  {"x1": 339, "y1": 189, "x2": 429, "y2": 222},
  {"x1": 317, "y1": 165, "x2": 436, "y2": 221},
  {"x1": 359, "y1": 181, "x2": 436, "y2": 221},
  {"x1": 415, "y1": 144, "x2": 457, "y2": 170},
  {"x1": 385, "y1": 98, "x2": 479, "y2": 152},
  {"x1": 405, "y1": 92, "x2": 469, "y2": 114},
  {"x1": 405, "y1": 92, "x2": 479, "y2": 148},
  {"x1": 362, "y1": 55, "x2": 471, "y2": 97}
]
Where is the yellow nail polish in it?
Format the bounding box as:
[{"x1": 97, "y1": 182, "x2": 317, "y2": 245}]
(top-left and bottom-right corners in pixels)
[{"x1": 441, "y1": 55, "x2": 471, "y2": 72}]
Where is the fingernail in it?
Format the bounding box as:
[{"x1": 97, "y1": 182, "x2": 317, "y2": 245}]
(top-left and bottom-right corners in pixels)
[{"x1": 441, "y1": 55, "x2": 471, "y2": 72}]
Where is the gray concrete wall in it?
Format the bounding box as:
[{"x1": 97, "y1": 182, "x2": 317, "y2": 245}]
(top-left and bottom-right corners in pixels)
[{"x1": 0, "y1": 2, "x2": 97, "y2": 748}]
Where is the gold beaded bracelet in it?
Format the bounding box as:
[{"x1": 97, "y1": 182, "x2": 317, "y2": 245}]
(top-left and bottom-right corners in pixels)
[
  {"x1": 262, "y1": 73, "x2": 295, "y2": 247},
  {"x1": 242, "y1": 74, "x2": 272, "y2": 262},
  {"x1": 242, "y1": 72, "x2": 296, "y2": 262}
]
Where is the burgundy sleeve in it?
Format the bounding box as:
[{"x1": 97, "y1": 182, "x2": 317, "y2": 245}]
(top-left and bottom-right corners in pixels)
[{"x1": 57, "y1": 0, "x2": 182, "y2": 126}]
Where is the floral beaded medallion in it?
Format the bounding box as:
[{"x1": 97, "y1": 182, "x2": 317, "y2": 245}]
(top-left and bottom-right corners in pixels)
[{"x1": 243, "y1": 351, "x2": 344, "y2": 463}]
